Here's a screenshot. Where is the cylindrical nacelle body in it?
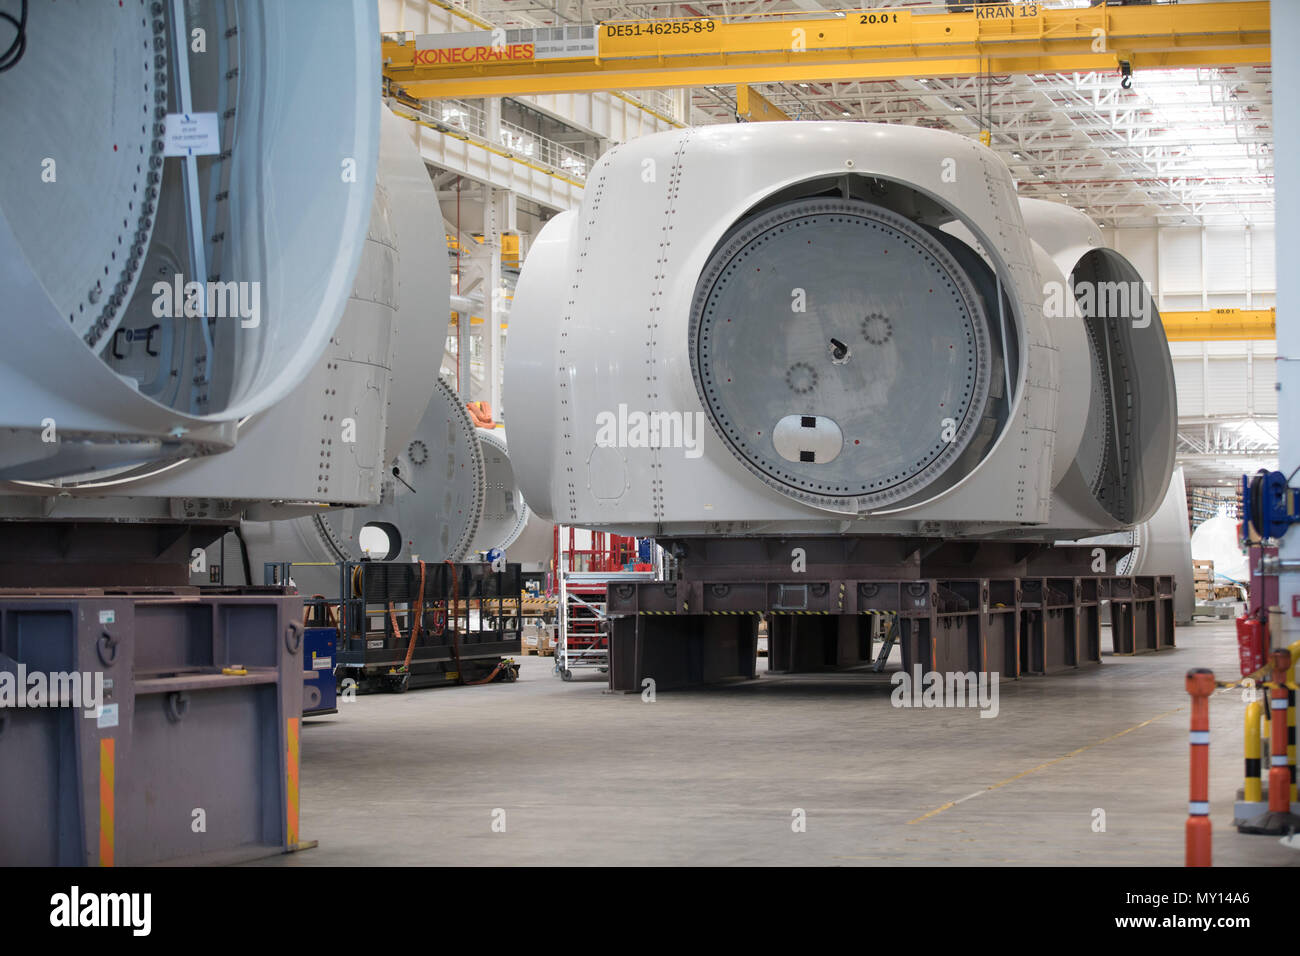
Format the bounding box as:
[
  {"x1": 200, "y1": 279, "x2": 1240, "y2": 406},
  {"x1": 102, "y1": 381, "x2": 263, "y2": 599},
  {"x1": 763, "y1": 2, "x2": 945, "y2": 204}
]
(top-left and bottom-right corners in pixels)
[{"x1": 506, "y1": 123, "x2": 1175, "y2": 540}]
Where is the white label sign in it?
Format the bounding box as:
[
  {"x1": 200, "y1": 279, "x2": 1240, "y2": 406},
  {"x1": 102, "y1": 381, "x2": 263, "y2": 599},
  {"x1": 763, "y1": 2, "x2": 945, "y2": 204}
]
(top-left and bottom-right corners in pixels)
[
  {"x1": 97, "y1": 703, "x2": 119, "y2": 729},
  {"x1": 98, "y1": 609, "x2": 115, "y2": 625},
  {"x1": 163, "y1": 112, "x2": 220, "y2": 157}
]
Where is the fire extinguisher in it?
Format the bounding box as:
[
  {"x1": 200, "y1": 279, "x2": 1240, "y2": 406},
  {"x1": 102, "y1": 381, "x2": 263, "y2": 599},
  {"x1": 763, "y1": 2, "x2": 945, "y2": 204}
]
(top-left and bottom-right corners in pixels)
[{"x1": 1236, "y1": 614, "x2": 1267, "y2": 677}]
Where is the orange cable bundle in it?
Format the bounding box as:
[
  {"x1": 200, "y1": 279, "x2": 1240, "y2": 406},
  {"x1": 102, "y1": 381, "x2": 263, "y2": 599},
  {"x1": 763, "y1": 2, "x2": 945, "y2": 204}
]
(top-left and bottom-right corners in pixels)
[{"x1": 385, "y1": 560, "x2": 427, "y2": 673}]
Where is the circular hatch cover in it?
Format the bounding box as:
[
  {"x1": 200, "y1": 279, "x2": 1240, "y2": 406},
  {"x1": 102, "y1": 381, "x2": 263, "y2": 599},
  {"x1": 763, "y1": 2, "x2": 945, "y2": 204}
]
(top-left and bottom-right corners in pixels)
[{"x1": 690, "y1": 197, "x2": 994, "y2": 511}]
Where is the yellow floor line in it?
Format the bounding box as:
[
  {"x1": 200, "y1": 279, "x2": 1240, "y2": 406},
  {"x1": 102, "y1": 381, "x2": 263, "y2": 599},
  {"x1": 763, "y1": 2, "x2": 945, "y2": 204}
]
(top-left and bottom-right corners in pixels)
[{"x1": 906, "y1": 704, "x2": 1186, "y2": 825}]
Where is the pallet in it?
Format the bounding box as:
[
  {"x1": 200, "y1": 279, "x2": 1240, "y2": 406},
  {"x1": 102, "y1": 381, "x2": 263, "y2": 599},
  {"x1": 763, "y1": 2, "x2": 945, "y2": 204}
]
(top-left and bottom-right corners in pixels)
[
  {"x1": 1195, "y1": 602, "x2": 1240, "y2": 620},
  {"x1": 1193, "y1": 560, "x2": 1214, "y2": 589},
  {"x1": 520, "y1": 646, "x2": 555, "y2": 656}
]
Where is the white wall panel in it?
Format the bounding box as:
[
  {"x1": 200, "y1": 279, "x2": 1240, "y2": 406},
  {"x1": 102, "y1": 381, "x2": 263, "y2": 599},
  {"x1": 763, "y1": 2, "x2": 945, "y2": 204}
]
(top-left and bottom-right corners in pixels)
[
  {"x1": 1169, "y1": 342, "x2": 1276, "y2": 420},
  {"x1": 1205, "y1": 228, "x2": 1248, "y2": 294},
  {"x1": 1163, "y1": 293, "x2": 1206, "y2": 311},
  {"x1": 1159, "y1": 230, "x2": 1204, "y2": 295},
  {"x1": 1110, "y1": 227, "x2": 1158, "y2": 289},
  {"x1": 1206, "y1": 357, "x2": 1250, "y2": 415},
  {"x1": 1252, "y1": 225, "x2": 1276, "y2": 305},
  {"x1": 1172, "y1": 355, "x2": 1205, "y2": 416},
  {"x1": 1108, "y1": 224, "x2": 1276, "y2": 306},
  {"x1": 1208, "y1": 293, "x2": 1248, "y2": 308}
]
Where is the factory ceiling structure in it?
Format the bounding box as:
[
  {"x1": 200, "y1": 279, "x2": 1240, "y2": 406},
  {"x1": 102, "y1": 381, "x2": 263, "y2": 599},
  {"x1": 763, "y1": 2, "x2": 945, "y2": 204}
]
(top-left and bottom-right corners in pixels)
[
  {"x1": 383, "y1": 0, "x2": 1276, "y2": 485},
  {"x1": 397, "y1": 0, "x2": 1272, "y2": 229}
]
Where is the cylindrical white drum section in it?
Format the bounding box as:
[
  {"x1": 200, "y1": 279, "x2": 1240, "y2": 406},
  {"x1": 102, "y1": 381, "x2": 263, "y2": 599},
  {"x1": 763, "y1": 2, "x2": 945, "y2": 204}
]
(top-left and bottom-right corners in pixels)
[
  {"x1": 502, "y1": 211, "x2": 574, "y2": 521},
  {"x1": 1018, "y1": 199, "x2": 1177, "y2": 527},
  {"x1": 0, "y1": 1, "x2": 380, "y2": 480}
]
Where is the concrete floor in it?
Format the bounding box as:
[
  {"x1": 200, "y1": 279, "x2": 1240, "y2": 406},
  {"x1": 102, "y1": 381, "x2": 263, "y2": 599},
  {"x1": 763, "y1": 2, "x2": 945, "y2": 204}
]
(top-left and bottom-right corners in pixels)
[{"x1": 261, "y1": 620, "x2": 1299, "y2": 866}]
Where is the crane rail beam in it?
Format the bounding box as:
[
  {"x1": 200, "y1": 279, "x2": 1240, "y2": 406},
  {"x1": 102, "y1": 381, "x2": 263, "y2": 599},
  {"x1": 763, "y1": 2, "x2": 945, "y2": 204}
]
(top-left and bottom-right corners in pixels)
[
  {"x1": 381, "y1": 2, "x2": 1270, "y2": 98},
  {"x1": 1162, "y1": 308, "x2": 1275, "y2": 342}
]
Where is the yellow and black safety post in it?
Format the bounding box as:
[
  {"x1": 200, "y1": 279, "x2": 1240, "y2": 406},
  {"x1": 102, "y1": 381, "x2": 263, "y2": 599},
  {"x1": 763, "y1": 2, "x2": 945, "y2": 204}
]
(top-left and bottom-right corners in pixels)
[
  {"x1": 1244, "y1": 698, "x2": 1264, "y2": 805},
  {"x1": 1240, "y1": 649, "x2": 1300, "y2": 834}
]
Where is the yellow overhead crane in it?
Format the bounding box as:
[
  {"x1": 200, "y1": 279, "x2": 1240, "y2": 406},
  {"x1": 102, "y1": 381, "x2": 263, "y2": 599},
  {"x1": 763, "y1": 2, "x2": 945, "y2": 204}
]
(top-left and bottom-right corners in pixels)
[
  {"x1": 1161, "y1": 309, "x2": 1275, "y2": 343},
  {"x1": 382, "y1": 2, "x2": 1269, "y2": 99},
  {"x1": 399, "y1": 2, "x2": 1273, "y2": 345},
  {"x1": 736, "y1": 84, "x2": 790, "y2": 122}
]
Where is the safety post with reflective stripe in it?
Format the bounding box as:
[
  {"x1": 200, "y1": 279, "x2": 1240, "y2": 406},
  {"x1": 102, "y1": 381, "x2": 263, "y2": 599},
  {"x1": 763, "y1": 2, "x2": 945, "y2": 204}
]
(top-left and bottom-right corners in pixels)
[
  {"x1": 1268, "y1": 650, "x2": 1293, "y2": 814},
  {"x1": 1186, "y1": 668, "x2": 1215, "y2": 868},
  {"x1": 1244, "y1": 698, "x2": 1264, "y2": 803}
]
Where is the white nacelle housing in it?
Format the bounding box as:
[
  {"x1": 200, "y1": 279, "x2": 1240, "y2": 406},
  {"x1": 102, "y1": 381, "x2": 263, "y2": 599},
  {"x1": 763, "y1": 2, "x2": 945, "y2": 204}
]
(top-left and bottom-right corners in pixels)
[{"x1": 506, "y1": 123, "x2": 1176, "y2": 541}]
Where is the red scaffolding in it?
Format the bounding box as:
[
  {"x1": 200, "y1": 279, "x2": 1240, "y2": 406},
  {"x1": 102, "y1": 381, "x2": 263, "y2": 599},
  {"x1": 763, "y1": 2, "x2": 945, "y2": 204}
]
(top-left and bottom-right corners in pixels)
[{"x1": 552, "y1": 526, "x2": 652, "y2": 681}]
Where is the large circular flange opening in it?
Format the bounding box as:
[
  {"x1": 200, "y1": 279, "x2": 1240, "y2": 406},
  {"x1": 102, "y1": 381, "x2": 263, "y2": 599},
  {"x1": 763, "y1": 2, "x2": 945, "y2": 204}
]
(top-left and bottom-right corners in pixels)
[
  {"x1": 1069, "y1": 247, "x2": 1177, "y2": 524},
  {"x1": 690, "y1": 197, "x2": 994, "y2": 511}
]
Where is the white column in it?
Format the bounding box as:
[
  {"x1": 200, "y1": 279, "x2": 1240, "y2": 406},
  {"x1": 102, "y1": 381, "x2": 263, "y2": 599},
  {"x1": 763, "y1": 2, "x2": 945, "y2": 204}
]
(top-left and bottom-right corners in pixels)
[
  {"x1": 486, "y1": 96, "x2": 503, "y2": 148},
  {"x1": 1275, "y1": 3, "x2": 1300, "y2": 649}
]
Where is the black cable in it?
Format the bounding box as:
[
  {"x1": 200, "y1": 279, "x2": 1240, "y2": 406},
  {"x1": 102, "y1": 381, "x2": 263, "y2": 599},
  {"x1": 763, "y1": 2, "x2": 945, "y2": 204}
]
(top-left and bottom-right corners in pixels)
[
  {"x1": 0, "y1": 0, "x2": 28, "y2": 74},
  {"x1": 232, "y1": 525, "x2": 253, "y2": 586}
]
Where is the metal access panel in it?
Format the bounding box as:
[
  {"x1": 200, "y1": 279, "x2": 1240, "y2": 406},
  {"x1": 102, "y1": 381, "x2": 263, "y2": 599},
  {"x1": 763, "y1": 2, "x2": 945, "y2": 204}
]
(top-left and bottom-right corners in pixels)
[{"x1": 0, "y1": 587, "x2": 304, "y2": 866}]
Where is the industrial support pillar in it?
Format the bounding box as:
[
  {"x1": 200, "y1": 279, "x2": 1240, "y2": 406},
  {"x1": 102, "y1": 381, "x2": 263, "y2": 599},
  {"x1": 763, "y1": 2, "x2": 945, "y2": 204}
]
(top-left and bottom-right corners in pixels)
[{"x1": 1275, "y1": 0, "x2": 1300, "y2": 660}]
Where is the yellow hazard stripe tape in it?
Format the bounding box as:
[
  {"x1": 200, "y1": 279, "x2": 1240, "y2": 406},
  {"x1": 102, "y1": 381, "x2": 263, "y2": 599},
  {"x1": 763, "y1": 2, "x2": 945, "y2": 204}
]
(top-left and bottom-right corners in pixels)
[
  {"x1": 635, "y1": 610, "x2": 765, "y2": 615},
  {"x1": 286, "y1": 717, "x2": 300, "y2": 848},
  {"x1": 99, "y1": 738, "x2": 114, "y2": 867}
]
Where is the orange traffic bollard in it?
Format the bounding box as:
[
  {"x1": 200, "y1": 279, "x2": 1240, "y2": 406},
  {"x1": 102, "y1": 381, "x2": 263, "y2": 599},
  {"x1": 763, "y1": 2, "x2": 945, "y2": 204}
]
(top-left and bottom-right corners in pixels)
[
  {"x1": 1186, "y1": 668, "x2": 1215, "y2": 867},
  {"x1": 1240, "y1": 648, "x2": 1300, "y2": 835}
]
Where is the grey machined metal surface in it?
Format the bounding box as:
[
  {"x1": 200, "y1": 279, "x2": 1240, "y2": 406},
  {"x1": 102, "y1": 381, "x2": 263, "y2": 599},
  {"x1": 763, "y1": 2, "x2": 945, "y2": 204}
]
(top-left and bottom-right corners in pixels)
[
  {"x1": 0, "y1": 3, "x2": 162, "y2": 348},
  {"x1": 691, "y1": 197, "x2": 994, "y2": 511}
]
